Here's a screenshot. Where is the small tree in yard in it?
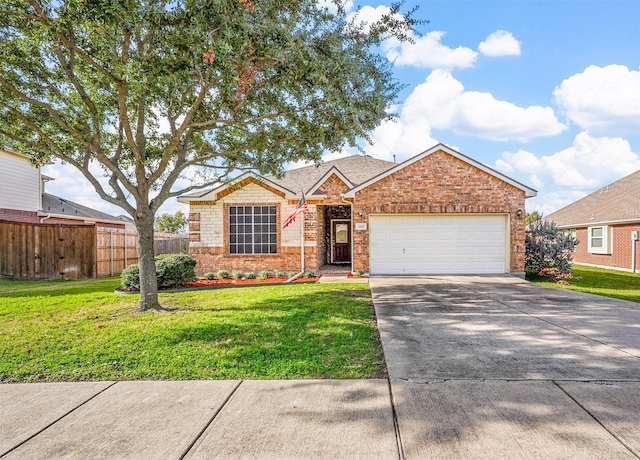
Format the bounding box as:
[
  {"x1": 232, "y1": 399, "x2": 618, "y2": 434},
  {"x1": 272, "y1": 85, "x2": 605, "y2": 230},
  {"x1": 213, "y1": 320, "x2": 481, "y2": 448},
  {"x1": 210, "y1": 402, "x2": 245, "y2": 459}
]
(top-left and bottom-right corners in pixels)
[
  {"x1": 0, "y1": 0, "x2": 419, "y2": 311},
  {"x1": 525, "y1": 218, "x2": 578, "y2": 281},
  {"x1": 155, "y1": 211, "x2": 188, "y2": 234}
]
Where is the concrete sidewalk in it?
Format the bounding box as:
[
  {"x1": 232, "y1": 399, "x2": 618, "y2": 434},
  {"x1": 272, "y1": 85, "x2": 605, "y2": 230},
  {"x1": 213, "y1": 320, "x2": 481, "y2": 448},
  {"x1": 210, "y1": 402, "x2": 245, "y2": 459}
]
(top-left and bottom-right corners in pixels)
[{"x1": 2, "y1": 378, "x2": 639, "y2": 459}]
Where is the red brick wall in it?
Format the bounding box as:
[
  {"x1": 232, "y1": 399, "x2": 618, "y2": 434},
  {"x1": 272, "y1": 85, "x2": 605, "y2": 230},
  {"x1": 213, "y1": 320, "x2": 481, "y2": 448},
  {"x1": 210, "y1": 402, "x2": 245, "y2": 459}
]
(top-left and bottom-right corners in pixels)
[
  {"x1": 572, "y1": 223, "x2": 640, "y2": 272},
  {"x1": 190, "y1": 245, "x2": 316, "y2": 274},
  {"x1": 351, "y1": 150, "x2": 527, "y2": 273},
  {"x1": 315, "y1": 174, "x2": 350, "y2": 203}
]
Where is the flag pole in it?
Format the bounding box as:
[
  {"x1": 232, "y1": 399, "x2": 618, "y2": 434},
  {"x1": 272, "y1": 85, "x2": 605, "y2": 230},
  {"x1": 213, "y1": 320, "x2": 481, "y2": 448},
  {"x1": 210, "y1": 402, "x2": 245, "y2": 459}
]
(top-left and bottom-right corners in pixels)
[{"x1": 300, "y1": 201, "x2": 305, "y2": 273}]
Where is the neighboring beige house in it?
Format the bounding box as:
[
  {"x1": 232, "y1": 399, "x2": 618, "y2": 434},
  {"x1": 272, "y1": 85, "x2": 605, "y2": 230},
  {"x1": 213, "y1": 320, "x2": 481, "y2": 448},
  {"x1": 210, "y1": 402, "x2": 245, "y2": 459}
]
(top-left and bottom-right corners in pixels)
[
  {"x1": 179, "y1": 144, "x2": 537, "y2": 276},
  {"x1": 545, "y1": 169, "x2": 640, "y2": 273},
  {"x1": 0, "y1": 148, "x2": 124, "y2": 228}
]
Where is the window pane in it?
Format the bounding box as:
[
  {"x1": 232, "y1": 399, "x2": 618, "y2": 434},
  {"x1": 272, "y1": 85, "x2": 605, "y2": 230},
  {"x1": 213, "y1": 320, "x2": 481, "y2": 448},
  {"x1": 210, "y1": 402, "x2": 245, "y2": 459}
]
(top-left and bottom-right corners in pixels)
[
  {"x1": 591, "y1": 227, "x2": 603, "y2": 237},
  {"x1": 269, "y1": 244, "x2": 277, "y2": 253},
  {"x1": 244, "y1": 206, "x2": 252, "y2": 214},
  {"x1": 230, "y1": 245, "x2": 237, "y2": 254},
  {"x1": 591, "y1": 238, "x2": 603, "y2": 248},
  {"x1": 230, "y1": 207, "x2": 236, "y2": 215}
]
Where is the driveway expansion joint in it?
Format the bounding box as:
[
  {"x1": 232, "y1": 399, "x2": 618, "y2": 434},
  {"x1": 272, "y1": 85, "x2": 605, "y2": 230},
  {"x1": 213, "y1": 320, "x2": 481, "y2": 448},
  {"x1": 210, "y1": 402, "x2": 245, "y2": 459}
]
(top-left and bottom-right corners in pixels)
[{"x1": 553, "y1": 381, "x2": 640, "y2": 459}]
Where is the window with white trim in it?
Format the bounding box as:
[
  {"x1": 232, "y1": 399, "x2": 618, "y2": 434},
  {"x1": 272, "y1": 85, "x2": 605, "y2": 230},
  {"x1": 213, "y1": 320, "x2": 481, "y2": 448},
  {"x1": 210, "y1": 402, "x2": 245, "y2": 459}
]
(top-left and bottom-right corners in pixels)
[
  {"x1": 229, "y1": 206, "x2": 277, "y2": 254},
  {"x1": 588, "y1": 225, "x2": 609, "y2": 254}
]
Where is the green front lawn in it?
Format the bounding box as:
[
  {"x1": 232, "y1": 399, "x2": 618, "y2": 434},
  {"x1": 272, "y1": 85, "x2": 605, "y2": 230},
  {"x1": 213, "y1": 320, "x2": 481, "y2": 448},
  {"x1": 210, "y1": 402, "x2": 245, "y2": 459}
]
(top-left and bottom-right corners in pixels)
[
  {"x1": 527, "y1": 265, "x2": 640, "y2": 303},
  {"x1": 0, "y1": 278, "x2": 385, "y2": 382}
]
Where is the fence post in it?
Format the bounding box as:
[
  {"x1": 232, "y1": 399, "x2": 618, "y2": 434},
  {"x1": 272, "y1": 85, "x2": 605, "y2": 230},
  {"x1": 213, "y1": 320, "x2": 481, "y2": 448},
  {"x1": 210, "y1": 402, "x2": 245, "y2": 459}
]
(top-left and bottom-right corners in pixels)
[{"x1": 109, "y1": 229, "x2": 114, "y2": 276}]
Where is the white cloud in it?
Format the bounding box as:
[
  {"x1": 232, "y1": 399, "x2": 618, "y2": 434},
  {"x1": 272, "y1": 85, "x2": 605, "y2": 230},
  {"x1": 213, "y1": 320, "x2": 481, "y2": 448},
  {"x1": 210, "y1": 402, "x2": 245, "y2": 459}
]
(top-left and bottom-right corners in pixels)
[
  {"x1": 347, "y1": 6, "x2": 477, "y2": 69},
  {"x1": 554, "y1": 64, "x2": 640, "y2": 135},
  {"x1": 384, "y1": 31, "x2": 478, "y2": 69},
  {"x1": 405, "y1": 70, "x2": 565, "y2": 141},
  {"x1": 496, "y1": 131, "x2": 640, "y2": 191},
  {"x1": 317, "y1": 0, "x2": 354, "y2": 14},
  {"x1": 478, "y1": 30, "x2": 521, "y2": 57}
]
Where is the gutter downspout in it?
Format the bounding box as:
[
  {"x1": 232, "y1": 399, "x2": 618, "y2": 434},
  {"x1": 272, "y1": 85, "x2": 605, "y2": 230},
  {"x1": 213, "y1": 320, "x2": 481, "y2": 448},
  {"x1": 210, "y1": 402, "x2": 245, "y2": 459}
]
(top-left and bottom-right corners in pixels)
[{"x1": 632, "y1": 237, "x2": 637, "y2": 274}]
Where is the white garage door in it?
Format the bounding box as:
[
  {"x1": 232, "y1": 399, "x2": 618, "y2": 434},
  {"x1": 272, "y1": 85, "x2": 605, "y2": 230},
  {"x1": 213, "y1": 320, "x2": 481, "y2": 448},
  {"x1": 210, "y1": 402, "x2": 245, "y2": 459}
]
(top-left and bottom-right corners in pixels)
[{"x1": 369, "y1": 215, "x2": 507, "y2": 275}]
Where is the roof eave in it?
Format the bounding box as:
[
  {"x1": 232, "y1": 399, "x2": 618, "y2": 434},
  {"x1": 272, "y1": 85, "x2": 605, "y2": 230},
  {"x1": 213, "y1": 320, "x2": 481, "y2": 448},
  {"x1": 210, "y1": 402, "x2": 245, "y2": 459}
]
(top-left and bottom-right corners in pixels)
[
  {"x1": 177, "y1": 172, "x2": 297, "y2": 203},
  {"x1": 343, "y1": 143, "x2": 537, "y2": 198}
]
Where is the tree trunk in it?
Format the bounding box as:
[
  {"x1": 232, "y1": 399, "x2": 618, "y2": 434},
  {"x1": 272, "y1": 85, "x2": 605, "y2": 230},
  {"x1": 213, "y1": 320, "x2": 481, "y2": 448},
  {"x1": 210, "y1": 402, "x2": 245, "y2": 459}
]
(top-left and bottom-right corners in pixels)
[{"x1": 136, "y1": 214, "x2": 161, "y2": 312}]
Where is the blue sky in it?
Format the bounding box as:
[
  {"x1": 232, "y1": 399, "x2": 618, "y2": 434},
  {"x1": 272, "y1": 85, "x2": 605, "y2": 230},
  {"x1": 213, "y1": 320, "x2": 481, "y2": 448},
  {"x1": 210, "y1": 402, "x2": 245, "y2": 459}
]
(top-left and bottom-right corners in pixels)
[{"x1": 44, "y1": 0, "x2": 640, "y2": 217}]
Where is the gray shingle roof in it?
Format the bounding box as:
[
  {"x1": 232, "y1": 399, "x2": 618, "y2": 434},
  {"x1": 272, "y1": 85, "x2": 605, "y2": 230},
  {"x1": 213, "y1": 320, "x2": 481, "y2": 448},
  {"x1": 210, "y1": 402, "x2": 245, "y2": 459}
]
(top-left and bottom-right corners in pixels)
[
  {"x1": 268, "y1": 155, "x2": 396, "y2": 194},
  {"x1": 545, "y1": 169, "x2": 640, "y2": 227},
  {"x1": 42, "y1": 193, "x2": 122, "y2": 224}
]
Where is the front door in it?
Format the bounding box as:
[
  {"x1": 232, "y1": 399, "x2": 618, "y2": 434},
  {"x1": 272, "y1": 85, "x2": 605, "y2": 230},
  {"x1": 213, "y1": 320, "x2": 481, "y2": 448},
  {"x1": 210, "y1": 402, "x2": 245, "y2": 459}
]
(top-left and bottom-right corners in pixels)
[{"x1": 332, "y1": 220, "x2": 351, "y2": 263}]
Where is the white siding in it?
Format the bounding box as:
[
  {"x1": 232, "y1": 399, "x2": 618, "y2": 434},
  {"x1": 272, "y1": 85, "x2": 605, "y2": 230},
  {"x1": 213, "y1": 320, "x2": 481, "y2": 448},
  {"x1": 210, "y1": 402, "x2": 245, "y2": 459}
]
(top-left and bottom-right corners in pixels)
[{"x1": 0, "y1": 151, "x2": 41, "y2": 212}]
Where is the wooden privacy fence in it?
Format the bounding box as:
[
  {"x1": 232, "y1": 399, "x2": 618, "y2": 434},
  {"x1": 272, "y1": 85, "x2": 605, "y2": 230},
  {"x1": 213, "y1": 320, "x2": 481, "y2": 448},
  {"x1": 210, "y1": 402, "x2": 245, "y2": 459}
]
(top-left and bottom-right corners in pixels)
[
  {"x1": 1, "y1": 220, "x2": 189, "y2": 279},
  {"x1": 96, "y1": 229, "x2": 189, "y2": 277},
  {"x1": 0, "y1": 220, "x2": 96, "y2": 279}
]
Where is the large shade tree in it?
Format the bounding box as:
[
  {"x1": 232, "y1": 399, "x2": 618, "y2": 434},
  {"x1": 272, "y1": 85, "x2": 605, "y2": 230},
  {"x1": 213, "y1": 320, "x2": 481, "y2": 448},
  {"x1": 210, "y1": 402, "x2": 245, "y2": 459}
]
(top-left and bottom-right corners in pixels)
[{"x1": 0, "y1": 0, "x2": 418, "y2": 311}]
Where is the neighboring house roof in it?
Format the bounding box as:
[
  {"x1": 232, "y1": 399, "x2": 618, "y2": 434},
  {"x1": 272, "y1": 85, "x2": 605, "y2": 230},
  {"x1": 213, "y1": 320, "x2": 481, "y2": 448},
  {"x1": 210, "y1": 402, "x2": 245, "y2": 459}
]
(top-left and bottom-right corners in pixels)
[
  {"x1": 343, "y1": 144, "x2": 537, "y2": 198},
  {"x1": 42, "y1": 193, "x2": 124, "y2": 225},
  {"x1": 545, "y1": 169, "x2": 640, "y2": 227}
]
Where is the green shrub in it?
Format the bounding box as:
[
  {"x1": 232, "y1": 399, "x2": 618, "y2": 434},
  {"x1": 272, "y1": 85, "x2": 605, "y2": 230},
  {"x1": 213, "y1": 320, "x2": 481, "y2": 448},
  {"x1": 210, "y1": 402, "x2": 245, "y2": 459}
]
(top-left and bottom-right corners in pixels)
[
  {"x1": 272, "y1": 270, "x2": 282, "y2": 279},
  {"x1": 245, "y1": 271, "x2": 257, "y2": 279},
  {"x1": 120, "y1": 253, "x2": 197, "y2": 290},
  {"x1": 287, "y1": 271, "x2": 297, "y2": 278},
  {"x1": 204, "y1": 272, "x2": 216, "y2": 280},
  {"x1": 257, "y1": 270, "x2": 270, "y2": 280},
  {"x1": 121, "y1": 263, "x2": 141, "y2": 290},
  {"x1": 217, "y1": 269, "x2": 230, "y2": 279},
  {"x1": 155, "y1": 254, "x2": 197, "y2": 288},
  {"x1": 525, "y1": 219, "x2": 577, "y2": 280},
  {"x1": 231, "y1": 270, "x2": 244, "y2": 280},
  {"x1": 303, "y1": 270, "x2": 315, "y2": 278},
  {"x1": 353, "y1": 269, "x2": 365, "y2": 277}
]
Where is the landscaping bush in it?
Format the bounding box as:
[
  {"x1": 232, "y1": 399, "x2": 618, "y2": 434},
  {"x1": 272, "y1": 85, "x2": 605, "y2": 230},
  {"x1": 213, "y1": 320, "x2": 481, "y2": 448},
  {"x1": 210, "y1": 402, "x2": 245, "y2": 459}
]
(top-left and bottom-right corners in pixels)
[
  {"x1": 257, "y1": 270, "x2": 271, "y2": 280},
  {"x1": 120, "y1": 254, "x2": 196, "y2": 290},
  {"x1": 217, "y1": 269, "x2": 230, "y2": 279},
  {"x1": 245, "y1": 271, "x2": 257, "y2": 279},
  {"x1": 231, "y1": 270, "x2": 244, "y2": 280},
  {"x1": 155, "y1": 254, "x2": 197, "y2": 288},
  {"x1": 525, "y1": 218, "x2": 578, "y2": 281},
  {"x1": 303, "y1": 270, "x2": 315, "y2": 278},
  {"x1": 204, "y1": 272, "x2": 216, "y2": 280},
  {"x1": 121, "y1": 263, "x2": 141, "y2": 290}
]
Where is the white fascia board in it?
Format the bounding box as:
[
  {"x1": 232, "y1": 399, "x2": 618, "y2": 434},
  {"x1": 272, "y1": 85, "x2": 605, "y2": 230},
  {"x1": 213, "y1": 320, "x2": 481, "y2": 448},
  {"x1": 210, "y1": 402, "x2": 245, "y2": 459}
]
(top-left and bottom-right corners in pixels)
[
  {"x1": 306, "y1": 166, "x2": 354, "y2": 195},
  {"x1": 554, "y1": 217, "x2": 640, "y2": 229},
  {"x1": 343, "y1": 143, "x2": 537, "y2": 198},
  {"x1": 176, "y1": 172, "x2": 296, "y2": 203}
]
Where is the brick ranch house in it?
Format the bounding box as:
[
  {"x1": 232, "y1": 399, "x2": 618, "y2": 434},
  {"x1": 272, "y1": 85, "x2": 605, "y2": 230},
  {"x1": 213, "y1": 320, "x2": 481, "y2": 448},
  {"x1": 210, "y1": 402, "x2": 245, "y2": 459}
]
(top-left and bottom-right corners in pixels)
[
  {"x1": 545, "y1": 169, "x2": 640, "y2": 273},
  {"x1": 179, "y1": 144, "x2": 537, "y2": 276}
]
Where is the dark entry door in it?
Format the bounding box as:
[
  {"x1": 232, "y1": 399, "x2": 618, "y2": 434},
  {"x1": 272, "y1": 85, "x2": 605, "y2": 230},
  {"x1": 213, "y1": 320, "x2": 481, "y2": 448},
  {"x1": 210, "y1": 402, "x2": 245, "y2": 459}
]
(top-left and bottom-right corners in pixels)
[{"x1": 332, "y1": 221, "x2": 350, "y2": 263}]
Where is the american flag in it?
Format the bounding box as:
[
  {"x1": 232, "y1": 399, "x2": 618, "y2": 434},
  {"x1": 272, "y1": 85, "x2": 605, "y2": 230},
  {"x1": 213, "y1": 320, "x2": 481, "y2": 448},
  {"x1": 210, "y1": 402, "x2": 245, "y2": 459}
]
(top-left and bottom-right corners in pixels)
[{"x1": 282, "y1": 192, "x2": 308, "y2": 229}]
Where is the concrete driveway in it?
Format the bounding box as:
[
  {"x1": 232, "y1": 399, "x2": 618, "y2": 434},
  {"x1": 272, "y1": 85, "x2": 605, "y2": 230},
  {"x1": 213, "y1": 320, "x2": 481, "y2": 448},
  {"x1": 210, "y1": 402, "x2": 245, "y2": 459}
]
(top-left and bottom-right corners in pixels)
[{"x1": 370, "y1": 275, "x2": 640, "y2": 458}]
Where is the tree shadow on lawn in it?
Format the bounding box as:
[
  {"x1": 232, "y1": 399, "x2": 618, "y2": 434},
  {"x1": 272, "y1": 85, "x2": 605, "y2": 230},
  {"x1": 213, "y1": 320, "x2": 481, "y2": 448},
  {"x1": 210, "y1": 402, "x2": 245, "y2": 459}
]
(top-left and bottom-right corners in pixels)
[{"x1": 144, "y1": 287, "x2": 385, "y2": 379}]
